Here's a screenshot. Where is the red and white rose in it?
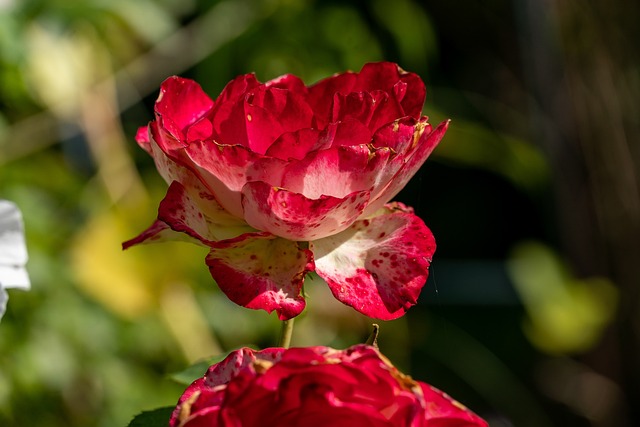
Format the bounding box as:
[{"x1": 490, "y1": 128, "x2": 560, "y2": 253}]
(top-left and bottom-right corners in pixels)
[
  {"x1": 125, "y1": 62, "x2": 448, "y2": 320},
  {"x1": 169, "y1": 345, "x2": 487, "y2": 427}
]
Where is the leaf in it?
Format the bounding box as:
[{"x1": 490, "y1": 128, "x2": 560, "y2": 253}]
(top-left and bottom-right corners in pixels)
[{"x1": 127, "y1": 407, "x2": 174, "y2": 427}]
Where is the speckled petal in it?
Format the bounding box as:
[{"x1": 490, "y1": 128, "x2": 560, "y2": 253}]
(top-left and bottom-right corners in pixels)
[
  {"x1": 281, "y1": 145, "x2": 391, "y2": 200},
  {"x1": 123, "y1": 180, "x2": 253, "y2": 249},
  {"x1": 241, "y1": 181, "x2": 370, "y2": 241},
  {"x1": 155, "y1": 76, "x2": 214, "y2": 138},
  {"x1": 310, "y1": 208, "x2": 435, "y2": 320},
  {"x1": 363, "y1": 120, "x2": 449, "y2": 217},
  {"x1": 206, "y1": 234, "x2": 314, "y2": 320},
  {"x1": 183, "y1": 141, "x2": 288, "y2": 217}
]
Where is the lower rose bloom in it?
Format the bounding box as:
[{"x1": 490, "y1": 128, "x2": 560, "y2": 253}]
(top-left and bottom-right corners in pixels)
[{"x1": 170, "y1": 345, "x2": 487, "y2": 427}]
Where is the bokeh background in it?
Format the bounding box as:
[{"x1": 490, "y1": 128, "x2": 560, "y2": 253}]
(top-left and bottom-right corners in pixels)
[{"x1": 1, "y1": 0, "x2": 638, "y2": 426}]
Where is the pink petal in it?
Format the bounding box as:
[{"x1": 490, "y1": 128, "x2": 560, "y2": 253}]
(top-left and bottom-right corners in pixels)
[
  {"x1": 122, "y1": 219, "x2": 179, "y2": 249},
  {"x1": 310, "y1": 208, "x2": 435, "y2": 320},
  {"x1": 362, "y1": 119, "x2": 449, "y2": 217},
  {"x1": 183, "y1": 140, "x2": 288, "y2": 217},
  {"x1": 123, "y1": 180, "x2": 252, "y2": 249},
  {"x1": 281, "y1": 145, "x2": 391, "y2": 200},
  {"x1": 202, "y1": 347, "x2": 283, "y2": 389},
  {"x1": 206, "y1": 234, "x2": 314, "y2": 320},
  {"x1": 135, "y1": 125, "x2": 151, "y2": 153},
  {"x1": 155, "y1": 76, "x2": 214, "y2": 138},
  {"x1": 241, "y1": 181, "x2": 370, "y2": 241}
]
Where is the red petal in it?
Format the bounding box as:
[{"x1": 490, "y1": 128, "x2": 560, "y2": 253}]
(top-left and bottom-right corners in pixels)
[
  {"x1": 210, "y1": 96, "x2": 250, "y2": 147},
  {"x1": 213, "y1": 73, "x2": 261, "y2": 106},
  {"x1": 311, "y1": 209, "x2": 435, "y2": 320},
  {"x1": 183, "y1": 141, "x2": 288, "y2": 217},
  {"x1": 135, "y1": 125, "x2": 151, "y2": 153},
  {"x1": 155, "y1": 76, "x2": 214, "y2": 138},
  {"x1": 206, "y1": 234, "x2": 314, "y2": 320},
  {"x1": 281, "y1": 145, "x2": 391, "y2": 200},
  {"x1": 123, "y1": 180, "x2": 252, "y2": 249},
  {"x1": 266, "y1": 73, "x2": 308, "y2": 93},
  {"x1": 397, "y1": 72, "x2": 426, "y2": 119},
  {"x1": 307, "y1": 72, "x2": 357, "y2": 129},
  {"x1": 265, "y1": 128, "x2": 322, "y2": 161},
  {"x1": 331, "y1": 91, "x2": 403, "y2": 133},
  {"x1": 241, "y1": 181, "x2": 370, "y2": 241},
  {"x1": 363, "y1": 119, "x2": 448, "y2": 217},
  {"x1": 245, "y1": 86, "x2": 314, "y2": 154},
  {"x1": 323, "y1": 119, "x2": 372, "y2": 148},
  {"x1": 122, "y1": 219, "x2": 175, "y2": 249},
  {"x1": 353, "y1": 62, "x2": 403, "y2": 93},
  {"x1": 420, "y1": 384, "x2": 489, "y2": 426}
]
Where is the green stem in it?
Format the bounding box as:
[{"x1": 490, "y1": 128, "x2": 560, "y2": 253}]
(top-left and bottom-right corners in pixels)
[{"x1": 278, "y1": 318, "x2": 295, "y2": 348}]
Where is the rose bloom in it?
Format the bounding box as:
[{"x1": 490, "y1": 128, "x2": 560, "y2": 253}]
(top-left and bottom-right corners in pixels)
[
  {"x1": 125, "y1": 62, "x2": 448, "y2": 320},
  {"x1": 170, "y1": 345, "x2": 487, "y2": 427}
]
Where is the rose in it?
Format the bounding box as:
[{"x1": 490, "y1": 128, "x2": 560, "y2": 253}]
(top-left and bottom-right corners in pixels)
[
  {"x1": 169, "y1": 345, "x2": 487, "y2": 427},
  {"x1": 125, "y1": 62, "x2": 448, "y2": 320},
  {"x1": 0, "y1": 200, "x2": 30, "y2": 321}
]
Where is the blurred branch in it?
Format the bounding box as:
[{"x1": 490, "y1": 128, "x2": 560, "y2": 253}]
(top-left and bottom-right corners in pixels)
[{"x1": 0, "y1": 0, "x2": 268, "y2": 164}]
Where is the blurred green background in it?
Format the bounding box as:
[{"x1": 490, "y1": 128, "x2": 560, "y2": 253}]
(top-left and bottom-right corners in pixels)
[{"x1": 1, "y1": 0, "x2": 638, "y2": 426}]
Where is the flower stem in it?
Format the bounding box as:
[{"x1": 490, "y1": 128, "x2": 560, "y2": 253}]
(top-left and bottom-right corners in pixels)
[
  {"x1": 365, "y1": 324, "x2": 380, "y2": 348},
  {"x1": 278, "y1": 318, "x2": 295, "y2": 348}
]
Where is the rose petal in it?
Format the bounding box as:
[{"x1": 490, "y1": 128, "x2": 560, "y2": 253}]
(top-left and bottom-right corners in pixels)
[
  {"x1": 135, "y1": 125, "x2": 151, "y2": 153},
  {"x1": 331, "y1": 91, "x2": 403, "y2": 134},
  {"x1": 206, "y1": 233, "x2": 313, "y2": 320},
  {"x1": 155, "y1": 77, "x2": 214, "y2": 138},
  {"x1": 311, "y1": 209, "x2": 435, "y2": 320},
  {"x1": 183, "y1": 141, "x2": 288, "y2": 217},
  {"x1": 205, "y1": 74, "x2": 261, "y2": 148},
  {"x1": 421, "y1": 384, "x2": 489, "y2": 426},
  {"x1": 241, "y1": 181, "x2": 370, "y2": 241},
  {"x1": 265, "y1": 128, "x2": 322, "y2": 161},
  {"x1": 266, "y1": 73, "x2": 308, "y2": 93},
  {"x1": 353, "y1": 62, "x2": 403, "y2": 93},
  {"x1": 186, "y1": 116, "x2": 214, "y2": 141},
  {"x1": 323, "y1": 119, "x2": 372, "y2": 148},
  {"x1": 307, "y1": 72, "x2": 357, "y2": 128},
  {"x1": 397, "y1": 72, "x2": 426, "y2": 119},
  {"x1": 214, "y1": 73, "x2": 261, "y2": 106},
  {"x1": 245, "y1": 86, "x2": 314, "y2": 154},
  {"x1": 362, "y1": 119, "x2": 449, "y2": 217},
  {"x1": 123, "y1": 180, "x2": 252, "y2": 249},
  {"x1": 281, "y1": 145, "x2": 391, "y2": 200},
  {"x1": 210, "y1": 96, "x2": 249, "y2": 147}
]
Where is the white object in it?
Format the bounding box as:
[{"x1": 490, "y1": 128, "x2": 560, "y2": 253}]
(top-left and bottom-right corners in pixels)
[{"x1": 0, "y1": 200, "x2": 30, "y2": 320}]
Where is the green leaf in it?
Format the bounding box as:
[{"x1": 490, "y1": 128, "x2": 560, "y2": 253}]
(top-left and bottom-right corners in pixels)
[{"x1": 127, "y1": 407, "x2": 174, "y2": 427}]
